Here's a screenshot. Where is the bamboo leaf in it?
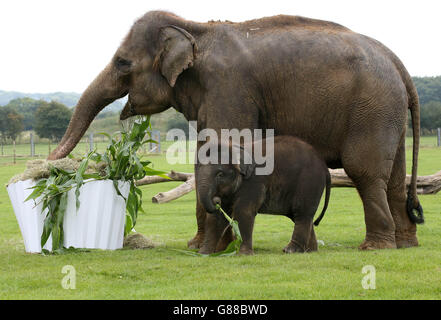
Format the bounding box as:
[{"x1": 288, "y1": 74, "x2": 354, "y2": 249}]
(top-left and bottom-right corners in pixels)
[{"x1": 124, "y1": 214, "x2": 133, "y2": 236}]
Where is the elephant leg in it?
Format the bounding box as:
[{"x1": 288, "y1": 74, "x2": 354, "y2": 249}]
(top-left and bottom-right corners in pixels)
[
  {"x1": 284, "y1": 219, "x2": 316, "y2": 253},
  {"x1": 307, "y1": 225, "x2": 318, "y2": 251},
  {"x1": 214, "y1": 204, "x2": 234, "y2": 252},
  {"x1": 235, "y1": 210, "x2": 256, "y2": 255},
  {"x1": 231, "y1": 203, "x2": 258, "y2": 255},
  {"x1": 285, "y1": 200, "x2": 318, "y2": 252},
  {"x1": 343, "y1": 155, "x2": 397, "y2": 250},
  {"x1": 198, "y1": 211, "x2": 228, "y2": 254},
  {"x1": 215, "y1": 225, "x2": 234, "y2": 252},
  {"x1": 232, "y1": 185, "x2": 265, "y2": 255},
  {"x1": 187, "y1": 194, "x2": 206, "y2": 249},
  {"x1": 343, "y1": 138, "x2": 398, "y2": 250},
  {"x1": 387, "y1": 141, "x2": 418, "y2": 248},
  {"x1": 355, "y1": 177, "x2": 397, "y2": 250}
]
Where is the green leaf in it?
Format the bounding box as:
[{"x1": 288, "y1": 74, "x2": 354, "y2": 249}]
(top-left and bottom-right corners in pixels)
[
  {"x1": 124, "y1": 214, "x2": 133, "y2": 236},
  {"x1": 25, "y1": 180, "x2": 46, "y2": 202},
  {"x1": 113, "y1": 180, "x2": 126, "y2": 200},
  {"x1": 41, "y1": 214, "x2": 53, "y2": 248},
  {"x1": 97, "y1": 132, "x2": 111, "y2": 140},
  {"x1": 82, "y1": 173, "x2": 103, "y2": 180},
  {"x1": 143, "y1": 167, "x2": 169, "y2": 179}
]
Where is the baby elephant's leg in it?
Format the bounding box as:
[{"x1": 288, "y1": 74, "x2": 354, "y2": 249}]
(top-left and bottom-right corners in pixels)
[
  {"x1": 307, "y1": 226, "x2": 318, "y2": 251},
  {"x1": 215, "y1": 225, "x2": 234, "y2": 252},
  {"x1": 284, "y1": 218, "x2": 316, "y2": 253},
  {"x1": 199, "y1": 212, "x2": 229, "y2": 254},
  {"x1": 232, "y1": 184, "x2": 265, "y2": 255},
  {"x1": 234, "y1": 208, "x2": 257, "y2": 255},
  {"x1": 214, "y1": 205, "x2": 234, "y2": 252}
]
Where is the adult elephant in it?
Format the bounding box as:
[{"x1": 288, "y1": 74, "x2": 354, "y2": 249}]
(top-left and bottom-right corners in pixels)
[{"x1": 48, "y1": 11, "x2": 423, "y2": 250}]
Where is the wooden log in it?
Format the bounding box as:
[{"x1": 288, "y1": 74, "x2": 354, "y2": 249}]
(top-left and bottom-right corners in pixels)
[
  {"x1": 329, "y1": 169, "x2": 355, "y2": 188},
  {"x1": 330, "y1": 169, "x2": 441, "y2": 195},
  {"x1": 142, "y1": 169, "x2": 441, "y2": 204},
  {"x1": 407, "y1": 170, "x2": 441, "y2": 195},
  {"x1": 151, "y1": 176, "x2": 195, "y2": 204},
  {"x1": 136, "y1": 170, "x2": 193, "y2": 186}
]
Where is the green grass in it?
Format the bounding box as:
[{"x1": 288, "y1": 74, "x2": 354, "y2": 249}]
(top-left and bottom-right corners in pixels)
[{"x1": 0, "y1": 139, "x2": 440, "y2": 299}]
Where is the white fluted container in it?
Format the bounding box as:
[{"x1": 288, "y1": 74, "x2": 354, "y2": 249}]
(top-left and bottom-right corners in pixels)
[
  {"x1": 7, "y1": 179, "x2": 130, "y2": 253},
  {"x1": 7, "y1": 180, "x2": 52, "y2": 253}
]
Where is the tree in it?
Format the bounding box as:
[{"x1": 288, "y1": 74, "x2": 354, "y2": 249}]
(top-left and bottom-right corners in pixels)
[
  {"x1": 34, "y1": 101, "x2": 72, "y2": 142},
  {"x1": 166, "y1": 112, "x2": 190, "y2": 137},
  {"x1": 421, "y1": 101, "x2": 441, "y2": 131},
  {"x1": 0, "y1": 106, "x2": 24, "y2": 163},
  {"x1": 3, "y1": 97, "x2": 49, "y2": 130},
  {"x1": 413, "y1": 76, "x2": 441, "y2": 106},
  {"x1": 410, "y1": 76, "x2": 441, "y2": 134},
  {"x1": 0, "y1": 107, "x2": 7, "y2": 155}
]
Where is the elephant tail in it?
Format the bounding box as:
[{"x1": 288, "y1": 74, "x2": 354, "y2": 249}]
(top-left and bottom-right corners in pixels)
[
  {"x1": 406, "y1": 79, "x2": 424, "y2": 224},
  {"x1": 314, "y1": 169, "x2": 331, "y2": 226}
]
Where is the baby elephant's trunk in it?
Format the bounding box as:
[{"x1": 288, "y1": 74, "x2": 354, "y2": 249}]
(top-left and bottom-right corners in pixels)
[
  {"x1": 198, "y1": 184, "x2": 218, "y2": 214},
  {"x1": 212, "y1": 196, "x2": 222, "y2": 207}
]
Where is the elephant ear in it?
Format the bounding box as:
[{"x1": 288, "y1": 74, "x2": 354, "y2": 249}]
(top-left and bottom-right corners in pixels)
[
  {"x1": 232, "y1": 145, "x2": 256, "y2": 180},
  {"x1": 156, "y1": 25, "x2": 197, "y2": 87},
  {"x1": 239, "y1": 161, "x2": 256, "y2": 180}
]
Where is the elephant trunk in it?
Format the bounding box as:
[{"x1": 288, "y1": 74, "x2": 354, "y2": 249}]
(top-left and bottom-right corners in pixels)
[
  {"x1": 48, "y1": 64, "x2": 127, "y2": 160},
  {"x1": 196, "y1": 178, "x2": 217, "y2": 214}
]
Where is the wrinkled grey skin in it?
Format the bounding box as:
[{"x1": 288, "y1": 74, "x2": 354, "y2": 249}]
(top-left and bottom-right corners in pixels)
[
  {"x1": 48, "y1": 11, "x2": 423, "y2": 251},
  {"x1": 197, "y1": 136, "x2": 331, "y2": 255}
]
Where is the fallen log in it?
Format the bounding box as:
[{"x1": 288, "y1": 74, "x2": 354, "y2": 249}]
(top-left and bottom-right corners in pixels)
[
  {"x1": 407, "y1": 171, "x2": 441, "y2": 195},
  {"x1": 136, "y1": 170, "x2": 193, "y2": 186},
  {"x1": 151, "y1": 176, "x2": 195, "y2": 204},
  {"x1": 330, "y1": 169, "x2": 441, "y2": 195},
  {"x1": 139, "y1": 169, "x2": 441, "y2": 204}
]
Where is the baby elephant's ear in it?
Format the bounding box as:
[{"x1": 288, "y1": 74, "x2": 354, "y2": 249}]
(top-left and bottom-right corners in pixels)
[
  {"x1": 234, "y1": 146, "x2": 255, "y2": 179},
  {"x1": 239, "y1": 162, "x2": 256, "y2": 179}
]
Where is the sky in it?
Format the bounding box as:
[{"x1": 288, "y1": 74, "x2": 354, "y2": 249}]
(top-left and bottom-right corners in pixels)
[{"x1": 0, "y1": 0, "x2": 440, "y2": 93}]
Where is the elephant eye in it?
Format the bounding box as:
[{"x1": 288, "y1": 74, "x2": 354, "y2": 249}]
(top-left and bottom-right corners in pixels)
[
  {"x1": 115, "y1": 57, "x2": 132, "y2": 73},
  {"x1": 216, "y1": 171, "x2": 224, "y2": 178}
]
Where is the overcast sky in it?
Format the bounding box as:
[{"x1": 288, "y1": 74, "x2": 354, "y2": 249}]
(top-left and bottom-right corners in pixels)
[{"x1": 1, "y1": 0, "x2": 440, "y2": 93}]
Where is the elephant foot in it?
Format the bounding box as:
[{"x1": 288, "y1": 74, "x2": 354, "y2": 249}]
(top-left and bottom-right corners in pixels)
[
  {"x1": 395, "y1": 233, "x2": 419, "y2": 248},
  {"x1": 358, "y1": 234, "x2": 397, "y2": 250},
  {"x1": 215, "y1": 231, "x2": 234, "y2": 252},
  {"x1": 238, "y1": 247, "x2": 254, "y2": 255},
  {"x1": 283, "y1": 240, "x2": 316, "y2": 253},
  {"x1": 198, "y1": 246, "x2": 214, "y2": 255},
  {"x1": 394, "y1": 222, "x2": 418, "y2": 248},
  {"x1": 187, "y1": 232, "x2": 204, "y2": 249}
]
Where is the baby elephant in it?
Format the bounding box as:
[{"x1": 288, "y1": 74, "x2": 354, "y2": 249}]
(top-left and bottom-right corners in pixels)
[{"x1": 197, "y1": 135, "x2": 330, "y2": 255}]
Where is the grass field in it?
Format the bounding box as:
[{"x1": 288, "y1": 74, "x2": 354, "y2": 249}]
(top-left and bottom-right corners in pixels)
[{"x1": 0, "y1": 138, "x2": 440, "y2": 299}]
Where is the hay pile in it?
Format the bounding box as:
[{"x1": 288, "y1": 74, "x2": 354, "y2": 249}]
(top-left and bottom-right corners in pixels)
[
  {"x1": 123, "y1": 233, "x2": 157, "y2": 249},
  {"x1": 7, "y1": 158, "x2": 108, "y2": 186}
]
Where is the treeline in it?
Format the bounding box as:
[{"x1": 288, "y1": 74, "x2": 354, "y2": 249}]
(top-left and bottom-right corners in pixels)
[
  {"x1": 0, "y1": 97, "x2": 187, "y2": 145},
  {"x1": 0, "y1": 90, "x2": 125, "y2": 112},
  {"x1": 412, "y1": 76, "x2": 441, "y2": 132},
  {"x1": 0, "y1": 99, "x2": 72, "y2": 146}
]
